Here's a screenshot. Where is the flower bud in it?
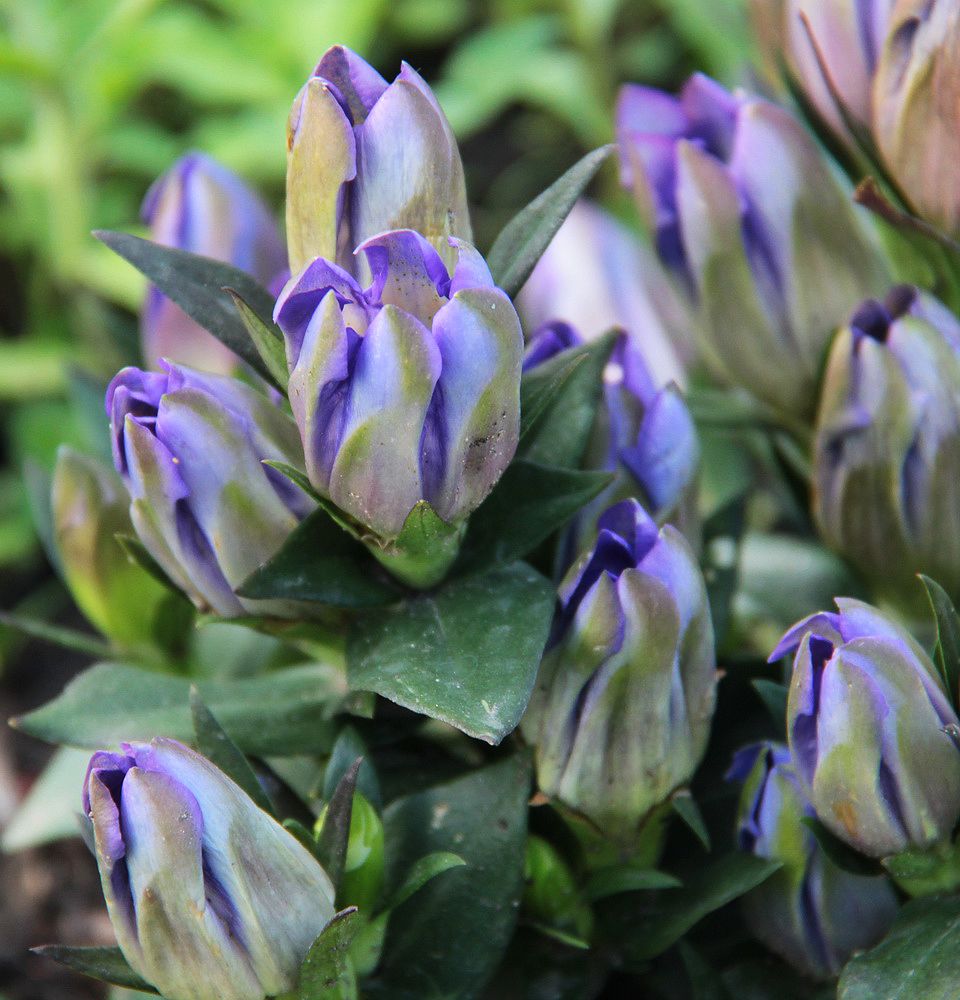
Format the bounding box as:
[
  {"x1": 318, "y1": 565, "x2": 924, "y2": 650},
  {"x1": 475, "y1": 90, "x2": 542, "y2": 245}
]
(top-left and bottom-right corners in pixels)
[
  {"x1": 285, "y1": 46, "x2": 470, "y2": 277},
  {"x1": 616, "y1": 74, "x2": 886, "y2": 417},
  {"x1": 522, "y1": 324, "x2": 699, "y2": 538},
  {"x1": 522, "y1": 835, "x2": 593, "y2": 940},
  {"x1": 773, "y1": 598, "x2": 960, "y2": 857},
  {"x1": 106, "y1": 362, "x2": 312, "y2": 616},
  {"x1": 51, "y1": 447, "x2": 174, "y2": 648},
  {"x1": 315, "y1": 792, "x2": 385, "y2": 914},
  {"x1": 728, "y1": 742, "x2": 898, "y2": 979},
  {"x1": 274, "y1": 229, "x2": 522, "y2": 542},
  {"x1": 142, "y1": 152, "x2": 287, "y2": 374},
  {"x1": 517, "y1": 199, "x2": 691, "y2": 388},
  {"x1": 874, "y1": 0, "x2": 960, "y2": 237},
  {"x1": 84, "y1": 738, "x2": 335, "y2": 1000},
  {"x1": 813, "y1": 285, "x2": 960, "y2": 615},
  {"x1": 523, "y1": 499, "x2": 716, "y2": 842}
]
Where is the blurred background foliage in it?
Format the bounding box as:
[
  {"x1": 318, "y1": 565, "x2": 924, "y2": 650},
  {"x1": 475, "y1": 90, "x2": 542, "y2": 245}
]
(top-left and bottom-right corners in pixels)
[{"x1": 0, "y1": 0, "x2": 752, "y2": 665}]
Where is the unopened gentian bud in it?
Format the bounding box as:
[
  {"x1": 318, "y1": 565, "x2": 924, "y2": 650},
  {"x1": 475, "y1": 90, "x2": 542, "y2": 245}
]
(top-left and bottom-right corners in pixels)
[
  {"x1": 522, "y1": 324, "x2": 698, "y2": 542},
  {"x1": 522, "y1": 835, "x2": 593, "y2": 940},
  {"x1": 84, "y1": 739, "x2": 335, "y2": 1000},
  {"x1": 617, "y1": 73, "x2": 886, "y2": 417},
  {"x1": 773, "y1": 598, "x2": 960, "y2": 857},
  {"x1": 52, "y1": 447, "x2": 175, "y2": 648},
  {"x1": 813, "y1": 285, "x2": 960, "y2": 615},
  {"x1": 286, "y1": 45, "x2": 470, "y2": 277},
  {"x1": 728, "y1": 742, "x2": 898, "y2": 980},
  {"x1": 523, "y1": 499, "x2": 716, "y2": 843},
  {"x1": 106, "y1": 362, "x2": 312, "y2": 616},
  {"x1": 517, "y1": 199, "x2": 691, "y2": 388},
  {"x1": 274, "y1": 230, "x2": 522, "y2": 549},
  {"x1": 142, "y1": 152, "x2": 287, "y2": 374},
  {"x1": 874, "y1": 0, "x2": 960, "y2": 237}
]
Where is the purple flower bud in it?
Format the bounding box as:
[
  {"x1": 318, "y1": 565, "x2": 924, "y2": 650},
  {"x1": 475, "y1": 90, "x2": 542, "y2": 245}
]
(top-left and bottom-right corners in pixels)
[
  {"x1": 84, "y1": 738, "x2": 335, "y2": 1000},
  {"x1": 285, "y1": 46, "x2": 470, "y2": 277},
  {"x1": 142, "y1": 152, "x2": 287, "y2": 374},
  {"x1": 774, "y1": 598, "x2": 960, "y2": 857},
  {"x1": 617, "y1": 74, "x2": 886, "y2": 416},
  {"x1": 106, "y1": 362, "x2": 311, "y2": 616},
  {"x1": 523, "y1": 324, "x2": 699, "y2": 535},
  {"x1": 517, "y1": 199, "x2": 692, "y2": 388},
  {"x1": 728, "y1": 741, "x2": 898, "y2": 979},
  {"x1": 274, "y1": 229, "x2": 522, "y2": 540},
  {"x1": 814, "y1": 286, "x2": 960, "y2": 615},
  {"x1": 523, "y1": 499, "x2": 716, "y2": 842}
]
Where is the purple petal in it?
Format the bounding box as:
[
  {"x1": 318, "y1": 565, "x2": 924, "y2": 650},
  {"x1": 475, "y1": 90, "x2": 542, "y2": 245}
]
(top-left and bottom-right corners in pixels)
[{"x1": 313, "y1": 45, "x2": 388, "y2": 124}]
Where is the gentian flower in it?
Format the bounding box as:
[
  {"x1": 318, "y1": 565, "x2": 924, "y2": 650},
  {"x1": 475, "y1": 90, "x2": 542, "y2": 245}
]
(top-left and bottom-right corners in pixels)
[
  {"x1": 773, "y1": 598, "x2": 960, "y2": 857},
  {"x1": 517, "y1": 199, "x2": 691, "y2": 388},
  {"x1": 274, "y1": 229, "x2": 522, "y2": 551},
  {"x1": 84, "y1": 738, "x2": 335, "y2": 1000},
  {"x1": 107, "y1": 362, "x2": 312, "y2": 617},
  {"x1": 523, "y1": 499, "x2": 716, "y2": 842},
  {"x1": 729, "y1": 741, "x2": 898, "y2": 979},
  {"x1": 142, "y1": 152, "x2": 287, "y2": 374},
  {"x1": 874, "y1": 0, "x2": 960, "y2": 237},
  {"x1": 813, "y1": 285, "x2": 960, "y2": 615},
  {"x1": 285, "y1": 45, "x2": 470, "y2": 277},
  {"x1": 616, "y1": 73, "x2": 886, "y2": 416}
]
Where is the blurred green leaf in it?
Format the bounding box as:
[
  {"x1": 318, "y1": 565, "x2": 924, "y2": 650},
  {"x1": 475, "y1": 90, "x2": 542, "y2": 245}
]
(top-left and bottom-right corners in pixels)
[{"x1": 31, "y1": 946, "x2": 157, "y2": 994}]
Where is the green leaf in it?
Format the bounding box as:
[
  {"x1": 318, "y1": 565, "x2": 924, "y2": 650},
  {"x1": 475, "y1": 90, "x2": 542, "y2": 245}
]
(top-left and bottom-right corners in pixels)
[
  {"x1": 225, "y1": 287, "x2": 289, "y2": 391},
  {"x1": 519, "y1": 333, "x2": 616, "y2": 469},
  {"x1": 347, "y1": 562, "x2": 555, "y2": 744},
  {"x1": 622, "y1": 854, "x2": 781, "y2": 962},
  {"x1": 93, "y1": 231, "x2": 276, "y2": 382},
  {"x1": 189, "y1": 687, "x2": 274, "y2": 814},
  {"x1": 457, "y1": 461, "x2": 612, "y2": 572},
  {"x1": 751, "y1": 679, "x2": 789, "y2": 730},
  {"x1": 115, "y1": 534, "x2": 185, "y2": 594},
  {"x1": 518, "y1": 349, "x2": 587, "y2": 443},
  {"x1": 584, "y1": 866, "x2": 682, "y2": 901},
  {"x1": 383, "y1": 852, "x2": 467, "y2": 913},
  {"x1": 298, "y1": 907, "x2": 362, "y2": 1000},
  {"x1": 31, "y1": 946, "x2": 157, "y2": 993},
  {"x1": 838, "y1": 897, "x2": 960, "y2": 1000},
  {"x1": 801, "y1": 817, "x2": 883, "y2": 878},
  {"x1": 317, "y1": 759, "x2": 361, "y2": 895},
  {"x1": 0, "y1": 611, "x2": 113, "y2": 659},
  {"x1": 486, "y1": 145, "x2": 614, "y2": 297},
  {"x1": 14, "y1": 662, "x2": 342, "y2": 756},
  {"x1": 237, "y1": 506, "x2": 400, "y2": 609},
  {"x1": 369, "y1": 501, "x2": 464, "y2": 590},
  {"x1": 920, "y1": 574, "x2": 960, "y2": 708},
  {"x1": 670, "y1": 794, "x2": 711, "y2": 851},
  {"x1": 283, "y1": 818, "x2": 323, "y2": 860},
  {"x1": 323, "y1": 726, "x2": 381, "y2": 812},
  {"x1": 373, "y1": 754, "x2": 530, "y2": 999}
]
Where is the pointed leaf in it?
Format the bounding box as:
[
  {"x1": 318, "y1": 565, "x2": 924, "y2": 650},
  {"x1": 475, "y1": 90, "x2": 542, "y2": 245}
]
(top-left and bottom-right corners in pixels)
[
  {"x1": 671, "y1": 794, "x2": 711, "y2": 850},
  {"x1": 801, "y1": 817, "x2": 883, "y2": 877},
  {"x1": 0, "y1": 611, "x2": 112, "y2": 659},
  {"x1": 323, "y1": 727, "x2": 381, "y2": 811},
  {"x1": 585, "y1": 866, "x2": 682, "y2": 901},
  {"x1": 347, "y1": 562, "x2": 554, "y2": 744},
  {"x1": 487, "y1": 145, "x2": 614, "y2": 297},
  {"x1": 225, "y1": 287, "x2": 289, "y2": 390},
  {"x1": 383, "y1": 852, "x2": 467, "y2": 913},
  {"x1": 298, "y1": 907, "x2": 362, "y2": 1000},
  {"x1": 189, "y1": 687, "x2": 275, "y2": 814},
  {"x1": 32, "y1": 945, "x2": 157, "y2": 993},
  {"x1": 284, "y1": 818, "x2": 323, "y2": 861},
  {"x1": 318, "y1": 758, "x2": 361, "y2": 894},
  {"x1": 920, "y1": 574, "x2": 960, "y2": 708},
  {"x1": 519, "y1": 351, "x2": 587, "y2": 443},
  {"x1": 751, "y1": 679, "x2": 789, "y2": 730},
  {"x1": 93, "y1": 230, "x2": 276, "y2": 381}
]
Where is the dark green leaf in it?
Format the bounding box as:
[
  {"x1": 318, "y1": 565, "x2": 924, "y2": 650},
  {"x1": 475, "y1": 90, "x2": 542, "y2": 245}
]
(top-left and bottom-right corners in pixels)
[
  {"x1": 487, "y1": 145, "x2": 614, "y2": 297},
  {"x1": 298, "y1": 907, "x2": 362, "y2": 1000},
  {"x1": 370, "y1": 501, "x2": 464, "y2": 589},
  {"x1": 519, "y1": 351, "x2": 587, "y2": 443},
  {"x1": 838, "y1": 897, "x2": 960, "y2": 1000},
  {"x1": 14, "y1": 662, "x2": 341, "y2": 756},
  {"x1": 225, "y1": 287, "x2": 289, "y2": 390},
  {"x1": 518, "y1": 333, "x2": 616, "y2": 470},
  {"x1": 262, "y1": 461, "x2": 365, "y2": 540},
  {"x1": 751, "y1": 679, "x2": 789, "y2": 730},
  {"x1": 801, "y1": 817, "x2": 883, "y2": 877},
  {"x1": 323, "y1": 726, "x2": 381, "y2": 811},
  {"x1": 347, "y1": 563, "x2": 554, "y2": 744},
  {"x1": 584, "y1": 866, "x2": 682, "y2": 901},
  {"x1": 284, "y1": 818, "x2": 322, "y2": 860},
  {"x1": 457, "y1": 461, "x2": 612, "y2": 573},
  {"x1": 372, "y1": 754, "x2": 530, "y2": 999},
  {"x1": 317, "y1": 759, "x2": 361, "y2": 895},
  {"x1": 0, "y1": 611, "x2": 113, "y2": 659},
  {"x1": 189, "y1": 687, "x2": 274, "y2": 814},
  {"x1": 383, "y1": 852, "x2": 467, "y2": 913},
  {"x1": 93, "y1": 230, "x2": 276, "y2": 381},
  {"x1": 32, "y1": 945, "x2": 157, "y2": 993},
  {"x1": 622, "y1": 854, "x2": 781, "y2": 962},
  {"x1": 671, "y1": 793, "x2": 711, "y2": 851},
  {"x1": 237, "y1": 506, "x2": 400, "y2": 608},
  {"x1": 679, "y1": 942, "x2": 730, "y2": 1000},
  {"x1": 920, "y1": 574, "x2": 960, "y2": 708}
]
